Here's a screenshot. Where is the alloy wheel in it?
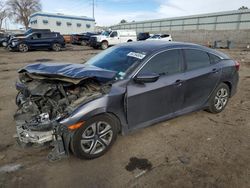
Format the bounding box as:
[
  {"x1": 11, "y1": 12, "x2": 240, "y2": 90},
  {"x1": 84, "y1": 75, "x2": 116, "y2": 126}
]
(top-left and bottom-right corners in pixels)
[
  {"x1": 214, "y1": 88, "x2": 228, "y2": 110},
  {"x1": 80, "y1": 121, "x2": 113, "y2": 155},
  {"x1": 53, "y1": 43, "x2": 61, "y2": 51},
  {"x1": 19, "y1": 44, "x2": 28, "y2": 52}
]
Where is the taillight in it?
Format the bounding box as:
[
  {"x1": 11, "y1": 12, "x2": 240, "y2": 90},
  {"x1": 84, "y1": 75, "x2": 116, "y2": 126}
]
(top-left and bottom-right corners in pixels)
[{"x1": 235, "y1": 61, "x2": 240, "y2": 71}]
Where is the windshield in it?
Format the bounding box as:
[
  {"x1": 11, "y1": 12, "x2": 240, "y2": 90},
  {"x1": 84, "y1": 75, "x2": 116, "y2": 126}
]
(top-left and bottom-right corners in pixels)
[
  {"x1": 86, "y1": 46, "x2": 146, "y2": 79},
  {"x1": 101, "y1": 31, "x2": 111, "y2": 36},
  {"x1": 24, "y1": 29, "x2": 32, "y2": 35},
  {"x1": 150, "y1": 35, "x2": 160, "y2": 39}
]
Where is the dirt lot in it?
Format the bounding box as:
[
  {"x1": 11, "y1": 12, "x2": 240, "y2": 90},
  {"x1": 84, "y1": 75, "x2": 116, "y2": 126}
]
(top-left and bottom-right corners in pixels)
[{"x1": 0, "y1": 45, "x2": 249, "y2": 188}]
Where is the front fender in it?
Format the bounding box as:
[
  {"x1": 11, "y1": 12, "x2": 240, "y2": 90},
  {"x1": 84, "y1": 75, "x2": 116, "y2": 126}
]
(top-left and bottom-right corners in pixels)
[{"x1": 60, "y1": 96, "x2": 109, "y2": 126}]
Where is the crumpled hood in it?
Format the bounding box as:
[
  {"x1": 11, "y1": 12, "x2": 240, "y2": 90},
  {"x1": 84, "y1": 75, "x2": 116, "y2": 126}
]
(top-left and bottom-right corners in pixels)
[{"x1": 18, "y1": 62, "x2": 117, "y2": 83}]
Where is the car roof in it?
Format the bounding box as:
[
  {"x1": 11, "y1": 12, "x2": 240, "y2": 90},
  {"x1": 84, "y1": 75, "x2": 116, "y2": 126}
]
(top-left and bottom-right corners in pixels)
[{"x1": 115, "y1": 41, "x2": 229, "y2": 59}]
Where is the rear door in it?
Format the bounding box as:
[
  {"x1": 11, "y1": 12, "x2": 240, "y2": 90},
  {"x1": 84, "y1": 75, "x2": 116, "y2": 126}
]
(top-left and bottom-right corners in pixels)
[
  {"x1": 41, "y1": 33, "x2": 55, "y2": 48},
  {"x1": 181, "y1": 49, "x2": 221, "y2": 110},
  {"x1": 126, "y1": 49, "x2": 185, "y2": 129}
]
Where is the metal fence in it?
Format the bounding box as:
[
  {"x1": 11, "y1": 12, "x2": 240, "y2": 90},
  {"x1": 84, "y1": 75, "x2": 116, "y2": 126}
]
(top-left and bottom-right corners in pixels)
[{"x1": 110, "y1": 10, "x2": 250, "y2": 33}]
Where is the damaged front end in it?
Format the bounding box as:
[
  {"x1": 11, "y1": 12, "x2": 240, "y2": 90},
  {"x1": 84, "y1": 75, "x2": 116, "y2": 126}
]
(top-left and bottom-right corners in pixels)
[{"x1": 14, "y1": 63, "x2": 115, "y2": 160}]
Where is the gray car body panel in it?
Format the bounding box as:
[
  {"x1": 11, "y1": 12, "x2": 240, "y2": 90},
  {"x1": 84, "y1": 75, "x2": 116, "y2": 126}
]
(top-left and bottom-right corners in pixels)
[{"x1": 59, "y1": 42, "x2": 239, "y2": 134}]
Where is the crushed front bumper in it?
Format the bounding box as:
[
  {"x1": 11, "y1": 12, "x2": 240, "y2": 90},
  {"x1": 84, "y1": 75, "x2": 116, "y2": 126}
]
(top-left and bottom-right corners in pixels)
[
  {"x1": 16, "y1": 126, "x2": 54, "y2": 144},
  {"x1": 15, "y1": 123, "x2": 72, "y2": 161}
]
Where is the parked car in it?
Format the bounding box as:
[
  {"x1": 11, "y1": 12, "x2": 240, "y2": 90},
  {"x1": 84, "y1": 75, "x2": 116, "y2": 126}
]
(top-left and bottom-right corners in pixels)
[
  {"x1": 89, "y1": 30, "x2": 137, "y2": 50},
  {"x1": 0, "y1": 32, "x2": 10, "y2": 47},
  {"x1": 71, "y1": 32, "x2": 99, "y2": 46},
  {"x1": 146, "y1": 34, "x2": 172, "y2": 41},
  {"x1": 63, "y1": 35, "x2": 72, "y2": 44},
  {"x1": 14, "y1": 41, "x2": 239, "y2": 160},
  {"x1": 137, "y1": 32, "x2": 151, "y2": 41},
  {"x1": 6, "y1": 29, "x2": 52, "y2": 46},
  {"x1": 8, "y1": 32, "x2": 65, "y2": 52}
]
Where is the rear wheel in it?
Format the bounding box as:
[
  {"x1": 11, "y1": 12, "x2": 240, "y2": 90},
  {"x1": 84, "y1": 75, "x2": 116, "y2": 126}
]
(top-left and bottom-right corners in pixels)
[
  {"x1": 80, "y1": 40, "x2": 86, "y2": 46},
  {"x1": 71, "y1": 114, "x2": 118, "y2": 159},
  {"x1": 52, "y1": 43, "x2": 61, "y2": 51},
  {"x1": 18, "y1": 43, "x2": 29, "y2": 52},
  {"x1": 207, "y1": 83, "x2": 230, "y2": 113},
  {"x1": 101, "y1": 41, "x2": 108, "y2": 50}
]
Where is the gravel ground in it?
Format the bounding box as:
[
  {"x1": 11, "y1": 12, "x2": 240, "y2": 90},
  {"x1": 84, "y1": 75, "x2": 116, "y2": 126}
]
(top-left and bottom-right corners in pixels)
[{"x1": 0, "y1": 45, "x2": 249, "y2": 188}]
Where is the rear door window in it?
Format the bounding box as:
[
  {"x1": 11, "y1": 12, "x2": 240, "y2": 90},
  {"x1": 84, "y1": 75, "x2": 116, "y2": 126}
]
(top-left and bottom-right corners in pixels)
[
  {"x1": 140, "y1": 50, "x2": 183, "y2": 76},
  {"x1": 184, "y1": 49, "x2": 210, "y2": 71},
  {"x1": 42, "y1": 33, "x2": 56, "y2": 39}
]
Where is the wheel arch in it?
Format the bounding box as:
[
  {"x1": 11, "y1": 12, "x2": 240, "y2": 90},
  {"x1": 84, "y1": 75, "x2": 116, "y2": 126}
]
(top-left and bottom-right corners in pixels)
[
  {"x1": 80, "y1": 112, "x2": 122, "y2": 134},
  {"x1": 223, "y1": 81, "x2": 232, "y2": 97},
  {"x1": 101, "y1": 40, "x2": 108, "y2": 44}
]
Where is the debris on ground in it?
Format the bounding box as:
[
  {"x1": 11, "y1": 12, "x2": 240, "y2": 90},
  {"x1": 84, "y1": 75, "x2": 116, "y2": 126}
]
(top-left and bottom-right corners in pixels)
[{"x1": 0, "y1": 164, "x2": 23, "y2": 173}]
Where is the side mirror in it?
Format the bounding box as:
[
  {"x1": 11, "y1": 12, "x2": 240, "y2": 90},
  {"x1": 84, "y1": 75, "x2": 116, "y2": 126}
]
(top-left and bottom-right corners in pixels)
[{"x1": 134, "y1": 72, "x2": 160, "y2": 83}]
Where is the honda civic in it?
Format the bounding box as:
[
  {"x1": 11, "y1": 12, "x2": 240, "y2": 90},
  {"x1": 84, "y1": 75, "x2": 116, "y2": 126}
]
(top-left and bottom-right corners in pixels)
[{"x1": 14, "y1": 41, "x2": 239, "y2": 160}]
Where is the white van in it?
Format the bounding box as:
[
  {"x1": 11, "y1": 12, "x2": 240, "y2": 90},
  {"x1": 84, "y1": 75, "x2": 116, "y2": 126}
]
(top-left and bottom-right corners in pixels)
[{"x1": 89, "y1": 30, "x2": 137, "y2": 50}]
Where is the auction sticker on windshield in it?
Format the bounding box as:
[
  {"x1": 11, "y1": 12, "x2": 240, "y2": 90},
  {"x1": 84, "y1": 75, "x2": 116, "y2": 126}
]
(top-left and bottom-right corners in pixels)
[{"x1": 127, "y1": 52, "x2": 146, "y2": 60}]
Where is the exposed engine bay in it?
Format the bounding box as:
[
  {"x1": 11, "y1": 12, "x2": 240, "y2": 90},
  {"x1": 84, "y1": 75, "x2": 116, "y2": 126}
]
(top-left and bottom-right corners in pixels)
[{"x1": 14, "y1": 68, "x2": 112, "y2": 160}]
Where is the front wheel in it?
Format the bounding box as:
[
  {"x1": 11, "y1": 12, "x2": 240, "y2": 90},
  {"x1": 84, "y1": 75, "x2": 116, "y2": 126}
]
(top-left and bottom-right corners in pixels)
[
  {"x1": 71, "y1": 114, "x2": 118, "y2": 159},
  {"x1": 207, "y1": 83, "x2": 230, "y2": 113},
  {"x1": 18, "y1": 43, "x2": 29, "y2": 52},
  {"x1": 101, "y1": 41, "x2": 108, "y2": 50}
]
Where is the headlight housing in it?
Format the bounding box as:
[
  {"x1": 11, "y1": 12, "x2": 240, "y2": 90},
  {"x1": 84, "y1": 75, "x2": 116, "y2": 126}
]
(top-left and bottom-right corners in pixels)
[{"x1": 12, "y1": 40, "x2": 19, "y2": 46}]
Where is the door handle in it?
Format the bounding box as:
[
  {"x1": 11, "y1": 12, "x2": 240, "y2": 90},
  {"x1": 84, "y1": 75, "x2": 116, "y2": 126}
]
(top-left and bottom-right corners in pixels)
[
  {"x1": 211, "y1": 68, "x2": 219, "y2": 73},
  {"x1": 175, "y1": 79, "x2": 183, "y2": 87}
]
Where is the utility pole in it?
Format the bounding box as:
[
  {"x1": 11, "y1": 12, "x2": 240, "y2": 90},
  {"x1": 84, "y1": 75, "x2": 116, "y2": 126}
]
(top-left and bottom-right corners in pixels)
[{"x1": 92, "y1": 0, "x2": 95, "y2": 19}]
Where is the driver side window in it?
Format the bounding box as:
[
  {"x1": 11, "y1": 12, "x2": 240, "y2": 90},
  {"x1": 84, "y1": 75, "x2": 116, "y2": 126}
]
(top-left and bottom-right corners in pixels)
[
  {"x1": 140, "y1": 50, "x2": 182, "y2": 76},
  {"x1": 110, "y1": 31, "x2": 118, "y2": 37},
  {"x1": 31, "y1": 33, "x2": 41, "y2": 40}
]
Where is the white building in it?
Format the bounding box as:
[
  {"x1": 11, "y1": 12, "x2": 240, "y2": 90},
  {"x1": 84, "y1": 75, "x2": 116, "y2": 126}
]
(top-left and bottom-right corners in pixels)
[{"x1": 29, "y1": 12, "x2": 95, "y2": 34}]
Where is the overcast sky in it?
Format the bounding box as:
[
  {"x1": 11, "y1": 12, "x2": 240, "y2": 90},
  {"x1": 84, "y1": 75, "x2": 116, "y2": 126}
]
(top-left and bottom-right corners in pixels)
[
  {"x1": 41, "y1": 0, "x2": 250, "y2": 26},
  {"x1": 4, "y1": 0, "x2": 250, "y2": 29}
]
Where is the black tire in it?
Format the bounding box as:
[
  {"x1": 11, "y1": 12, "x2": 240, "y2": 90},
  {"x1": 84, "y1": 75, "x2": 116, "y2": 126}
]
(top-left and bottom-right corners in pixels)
[
  {"x1": 71, "y1": 114, "x2": 118, "y2": 159},
  {"x1": 207, "y1": 83, "x2": 230, "y2": 114},
  {"x1": 101, "y1": 41, "x2": 108, "y2": 50},
  {"x1": 52, "y1": 43, "x2": 61, "y2": 51},
  {"x1": 127, "y1": 40, "x2": 132, "y2": 42},
  {"x1": 18, "y1": 43, "x2": 29, "y2": 52}
]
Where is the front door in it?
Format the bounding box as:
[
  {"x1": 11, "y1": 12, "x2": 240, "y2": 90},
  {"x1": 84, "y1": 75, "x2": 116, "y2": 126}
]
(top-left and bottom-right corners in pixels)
[
  {"x1": 126, "y1": 49, "x2": 185, "y2": 129},
  {"x1": 108, "y1": 31, "x2": 120, "y2": 45}
]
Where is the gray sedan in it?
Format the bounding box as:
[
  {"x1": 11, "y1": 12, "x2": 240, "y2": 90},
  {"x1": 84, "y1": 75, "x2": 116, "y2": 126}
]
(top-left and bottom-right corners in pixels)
[{"x1": 14, "y1": 41, "x2": 239, "y2": 160}]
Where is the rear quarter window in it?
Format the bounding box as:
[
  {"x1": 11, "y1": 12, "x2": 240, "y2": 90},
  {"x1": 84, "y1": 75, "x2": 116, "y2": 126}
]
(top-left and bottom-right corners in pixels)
[
  {"x1": 184, "y1": 49, "x2": 210, "y2": 71},
  {"x1": 209, "y1": 53, "x2": 221, "y2": 64}
]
